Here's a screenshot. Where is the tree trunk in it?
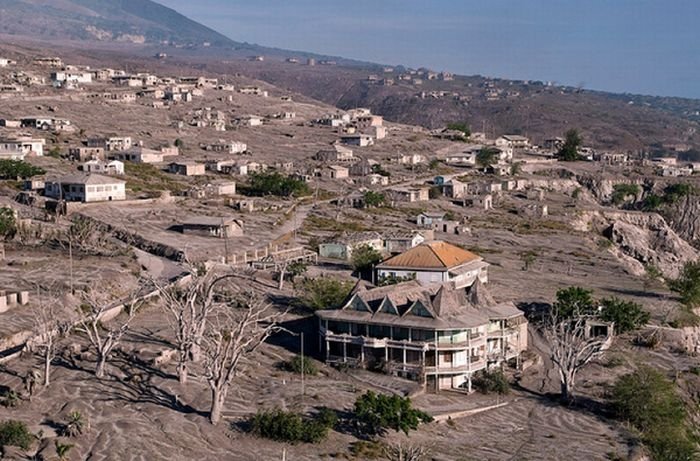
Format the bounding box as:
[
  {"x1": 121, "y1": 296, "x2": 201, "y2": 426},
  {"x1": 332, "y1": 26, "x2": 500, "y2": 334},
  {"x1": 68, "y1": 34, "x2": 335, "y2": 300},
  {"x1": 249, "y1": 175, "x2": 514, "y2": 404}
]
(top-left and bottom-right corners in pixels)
[
  {"x1": 191, "y1": 343, "x2": 202, "y2": 362},
  {"x1": 209, "y1": 387, "x2": 225, "y2": 425},
  {"x1": 95, "y1": 354, "x2": 107, "y2": 379},
  {"x1": 561, "y1": 372, "x2": 575, "y2": 402},
  {"x1": 44, "y1": 353, "x2": 51, "y2": 387},
  {"x1": 178, "y1": 360, "x2": 188, "y2": 385},
  {"x1": 278, "y1": 265, "x2": 286, "y2": 290}
]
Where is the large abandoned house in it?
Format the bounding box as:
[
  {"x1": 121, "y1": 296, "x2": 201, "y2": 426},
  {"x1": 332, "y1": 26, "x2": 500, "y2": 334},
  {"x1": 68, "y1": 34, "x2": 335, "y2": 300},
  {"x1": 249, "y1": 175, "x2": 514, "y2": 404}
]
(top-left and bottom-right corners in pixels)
[
  {"x1": 316, "y1": 279, "x2": 527, "y2": 392},
  {"x1": 44, "y1": 174, "x2": 126, "y2": 202},
  {"x1": 376, "y1": 241, "x2": 488, "y2": 288}
]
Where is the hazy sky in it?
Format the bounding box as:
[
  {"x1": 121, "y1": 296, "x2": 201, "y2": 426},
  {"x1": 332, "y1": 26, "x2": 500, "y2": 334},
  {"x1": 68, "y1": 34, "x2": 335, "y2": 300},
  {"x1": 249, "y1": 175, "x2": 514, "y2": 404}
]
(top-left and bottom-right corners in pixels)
[{"x1": 157, "y1": 0, "x2": 700, "y2": 99}]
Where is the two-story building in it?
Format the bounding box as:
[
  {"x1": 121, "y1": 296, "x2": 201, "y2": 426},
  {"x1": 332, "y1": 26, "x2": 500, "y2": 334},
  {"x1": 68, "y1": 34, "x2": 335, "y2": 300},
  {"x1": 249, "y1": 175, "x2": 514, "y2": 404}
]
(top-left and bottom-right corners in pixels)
[
  {"x1": 316, "y1": 279, "x2": 527, "y2": 392},
  {"x1": 376, "y1": 241, "x2": 488, "y2": 289}
]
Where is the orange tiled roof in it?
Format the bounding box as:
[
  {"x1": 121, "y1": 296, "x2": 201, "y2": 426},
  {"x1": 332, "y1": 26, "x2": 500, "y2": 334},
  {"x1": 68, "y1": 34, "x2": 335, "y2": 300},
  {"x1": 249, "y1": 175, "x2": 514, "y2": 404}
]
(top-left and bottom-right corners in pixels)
[{"x1": 377, "y1": 241, "x2": 481, "y2": 270}]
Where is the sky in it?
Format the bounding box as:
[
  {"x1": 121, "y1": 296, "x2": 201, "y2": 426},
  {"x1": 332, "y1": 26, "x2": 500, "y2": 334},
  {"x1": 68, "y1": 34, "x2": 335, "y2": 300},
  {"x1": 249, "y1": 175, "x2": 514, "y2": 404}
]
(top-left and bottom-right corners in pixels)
[{"x1": 157, "y1": 0, "x2": 700, "y2": 99}]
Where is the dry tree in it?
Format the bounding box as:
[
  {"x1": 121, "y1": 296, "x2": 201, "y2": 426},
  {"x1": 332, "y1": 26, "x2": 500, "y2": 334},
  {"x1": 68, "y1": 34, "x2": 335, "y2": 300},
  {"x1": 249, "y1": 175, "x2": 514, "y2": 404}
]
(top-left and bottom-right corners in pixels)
[
  {"x1": 75, "y1": 287, "x2": 143, "y2": 378},
  {"x1": 29, "y1": 287, "x2": 76, "y2": 386},
  {"x1": 152, "y1": 264, "x2": 240, "y2": 385},
  {"x1": 384, "y1": 443, "x2": 431, "y2": 461},
  {"x1": 542, "y1": 310, "x2": 609, "y2": 402},
  {"x1": 201, "y1": 280, "x2": 286, "y2": 424}
]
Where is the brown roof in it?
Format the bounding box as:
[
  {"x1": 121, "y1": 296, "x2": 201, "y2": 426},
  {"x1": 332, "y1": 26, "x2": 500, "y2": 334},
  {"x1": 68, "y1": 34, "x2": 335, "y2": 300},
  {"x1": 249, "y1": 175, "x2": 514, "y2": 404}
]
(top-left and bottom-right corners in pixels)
[{"x1": 377, "y1": 241, "x2": 481, "y2": 270}]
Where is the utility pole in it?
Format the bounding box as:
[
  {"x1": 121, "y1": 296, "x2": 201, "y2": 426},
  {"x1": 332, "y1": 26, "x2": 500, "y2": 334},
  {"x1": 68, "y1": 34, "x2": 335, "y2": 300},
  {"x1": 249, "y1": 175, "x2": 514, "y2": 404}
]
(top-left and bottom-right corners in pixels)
[
  {"x1": 300, "y1": 332, "x2": 305, "y2": 399},
  {"x1": 222, "y1": 217, "x2": 230, "y2": 263}
]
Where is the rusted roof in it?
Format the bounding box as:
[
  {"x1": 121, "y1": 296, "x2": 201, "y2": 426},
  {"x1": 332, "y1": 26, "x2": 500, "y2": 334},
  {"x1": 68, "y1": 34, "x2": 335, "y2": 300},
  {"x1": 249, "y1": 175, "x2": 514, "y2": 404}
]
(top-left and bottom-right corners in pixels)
[{"x1": 377, "y1": 241, "x2": 481, "y2": 270}]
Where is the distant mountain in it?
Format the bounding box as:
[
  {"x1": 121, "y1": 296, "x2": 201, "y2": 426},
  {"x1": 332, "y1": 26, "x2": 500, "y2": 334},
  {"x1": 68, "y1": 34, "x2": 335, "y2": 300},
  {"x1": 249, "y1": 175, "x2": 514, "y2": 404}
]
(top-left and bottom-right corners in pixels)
[{"x1": 0, "y1": 0, "x2": 235, "y2": 46}]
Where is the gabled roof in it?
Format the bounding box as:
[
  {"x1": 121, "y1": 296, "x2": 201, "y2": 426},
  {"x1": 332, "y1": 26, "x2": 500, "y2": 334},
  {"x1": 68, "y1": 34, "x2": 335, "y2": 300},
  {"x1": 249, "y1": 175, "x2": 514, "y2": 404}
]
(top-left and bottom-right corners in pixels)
[
  {"x1": 50, "y1": 173, "x2": 125, "y2": 185},
  {"x1": 317, "y1": 280, "x2": 500, "y2": 330},
  {"x1": 377, "y1": 241, "x2": 481, "y2": 271}
]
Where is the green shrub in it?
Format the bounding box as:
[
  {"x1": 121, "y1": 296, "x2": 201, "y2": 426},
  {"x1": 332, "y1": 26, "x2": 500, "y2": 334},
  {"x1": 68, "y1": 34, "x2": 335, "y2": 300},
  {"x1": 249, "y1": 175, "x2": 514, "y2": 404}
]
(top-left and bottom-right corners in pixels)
[
  {"x1": 0, "y1": 420, "x2": 34, "y2": 451},
  {"x1": 0, "y1": 388, "x2": 19, "y2": 408},
  {"x1": 250, "y1": 407, "x2": 335, "y2": 444},
  {"x1": 599, "y1": 297, "x2": 650, "y2": 334},
  {"x1": 285, "y1": 355, "x2": 318, "y2": 376},
  {"x1": 610, "y1": 366, "x2": 697, "y2": 460},
  {"x1": 0, "y1": 159, "x2": 45, "y2": 179},
  {"x1": 446, "y1": 122, "x2": 470, "y2": 137},
  {"x1": 641, "y1": 193, "x2": 663, "y2": 211},
  {"x1": 611, "y1": 183, "x2": 640, "y2": 205},
  {"x1": 643, "y1": 426, "x2": 697, "y2": 461},
  {"x1": 243, "y1": 172, "x2": 310, "y2": 198},
  {"x1": 472, "y1": 369, "x2": 510, "y2": 395},
  {"x1": 669, "y1": 261, "x2": 700, "y2": 308},
  {"x1": 663, "y1": 183, "x2": 694, "y2": 203},
  {"x1": 353, "y1": 391, "x2": 432, "y2": 437},
  {"x1": 553, "y1": 287, "x2": 597, "y2": 318},
  {"x1": 364, "y1": 191, "x2": 387, "y2": 208},
  {"x1": 296, "y1": 277, "x2": 354, "y2": 311},
  {"x1": 351, "y1": 244, "x2": 383, "y2": 276},
  {"x1": 556, "y1": 129, "x2": 583, "y2": 161}
]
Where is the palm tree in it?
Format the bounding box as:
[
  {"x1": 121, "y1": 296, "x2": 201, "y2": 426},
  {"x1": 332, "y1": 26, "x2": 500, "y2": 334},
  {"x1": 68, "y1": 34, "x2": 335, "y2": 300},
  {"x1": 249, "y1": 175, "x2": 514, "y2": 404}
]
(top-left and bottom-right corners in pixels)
[{"x1": 61, "y1": 411, "x2": 87, "y2": 437}]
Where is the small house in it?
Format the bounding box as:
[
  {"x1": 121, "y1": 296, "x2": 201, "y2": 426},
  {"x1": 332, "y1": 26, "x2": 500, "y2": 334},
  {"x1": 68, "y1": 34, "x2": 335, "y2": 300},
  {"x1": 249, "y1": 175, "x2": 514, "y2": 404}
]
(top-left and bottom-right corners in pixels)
[
  {"x1": 319, "y1": 232, "x2": 384, "y2": 261},
  {"x1": 388, "y1": 187, "x2": 430, "y2": 203},
  {"x1": 340, "y1": 134, "x2": 374, "y2": 147},
  {"x1": 180, "y1": 217, "x2": 243, "y2": 238},
  {"x1": 168, "y1": 161, "x2": 206, "y2": 176},
  {"x1": 416, "y1": 212, "x2": 446, "y2": 228},
  {"x1": 383, "y1": 230, "x2": 426, "y2": 254},
  {"x1": 322, "y1": 165, "x2": 349, "y2": 179},
  {"x1": 80, "y1": 160, "x2": 124, "y2": 175}
]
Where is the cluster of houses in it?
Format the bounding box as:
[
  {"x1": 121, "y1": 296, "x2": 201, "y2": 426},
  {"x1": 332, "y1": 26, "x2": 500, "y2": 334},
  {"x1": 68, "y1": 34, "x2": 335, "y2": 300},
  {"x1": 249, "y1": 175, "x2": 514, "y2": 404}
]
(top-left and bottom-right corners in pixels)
[
  {"x1": 319, "y1": 212, "x2": 471, "y2": 264},
  {"x1": 316, "y1": 108, "x2": 387, "y2": 147}
]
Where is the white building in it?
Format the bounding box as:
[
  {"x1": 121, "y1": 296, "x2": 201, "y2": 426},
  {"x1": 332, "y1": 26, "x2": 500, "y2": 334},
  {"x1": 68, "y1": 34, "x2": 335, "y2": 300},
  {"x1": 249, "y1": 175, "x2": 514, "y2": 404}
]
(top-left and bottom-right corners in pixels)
[
  {"x1": 87, "y1": 136, "x2": 132, "y2": 152},
  {"x1": 108, "y1": 147, "x2": 175, "y2": 164},
  {"x1": 0, "y1": 137, "x2": 45, "y2": 157},
  {"x1": 79, "y1": 160, "x2": 125, "y2": 175},
  {"x1": 44, "y1": 174, "x2": 126, "y2": 202},
  {"x1": 376, "y1": 241, "x2": 489, "y2": 289},
  {"x1": 205, "y1": 141, "x2": 248, "y2": 154},
  {"x1": 51, "y1": 71, "x2": 93, "y2": 85}
]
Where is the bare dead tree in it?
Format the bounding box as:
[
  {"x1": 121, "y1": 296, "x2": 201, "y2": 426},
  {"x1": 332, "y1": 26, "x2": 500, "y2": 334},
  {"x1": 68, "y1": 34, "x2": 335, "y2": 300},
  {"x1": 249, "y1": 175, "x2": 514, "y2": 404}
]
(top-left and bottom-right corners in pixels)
[
  {"x1": 75, "y1": 289, "x2": 142, "y2": 379},
  {"x1": 202, "y1": 289, "x2": 286, "y2": 425},
  {"x1": 277, "y1": 260, "x2": 288, "y2": 290},
  {"x1": 542, "y1": 311, "x2": 609, "y2": 402},
  {"x1": 384, "y1": 443, "x2": 431, "y2": 461},
  {"x1": 30, "y1": 288, "x2": 75, "y2": 386},
  {"x1": 153, "y1": 265, "x2": 235, "y2": 385}
]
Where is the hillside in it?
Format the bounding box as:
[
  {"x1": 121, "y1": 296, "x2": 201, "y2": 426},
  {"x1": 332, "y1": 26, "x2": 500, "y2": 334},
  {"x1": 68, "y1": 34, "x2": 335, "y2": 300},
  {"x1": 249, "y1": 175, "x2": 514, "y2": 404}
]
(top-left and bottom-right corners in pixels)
[
  {"x1": 1, "y1": 0, "x2": 699, "y2": 152},
  {"x1": 202, "y1": 59, "x2": 700, "y2": 152},
  {"x1": 0, "y1": 0, "x2": 234, "y2": 46}
]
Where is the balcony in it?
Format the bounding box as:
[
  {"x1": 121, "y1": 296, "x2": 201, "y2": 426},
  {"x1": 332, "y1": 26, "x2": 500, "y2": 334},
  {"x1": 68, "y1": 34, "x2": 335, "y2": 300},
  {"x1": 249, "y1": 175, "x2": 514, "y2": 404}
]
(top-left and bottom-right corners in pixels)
[
  {"x1": 324, "y1": 333, "x2": 430, "y2": 351},
  {"x1": 487, "y1": 327, "x2": 520, "y2": 338},
  {"x1": 424, "y1": 359, "x2": 487, "y2": 375}
]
